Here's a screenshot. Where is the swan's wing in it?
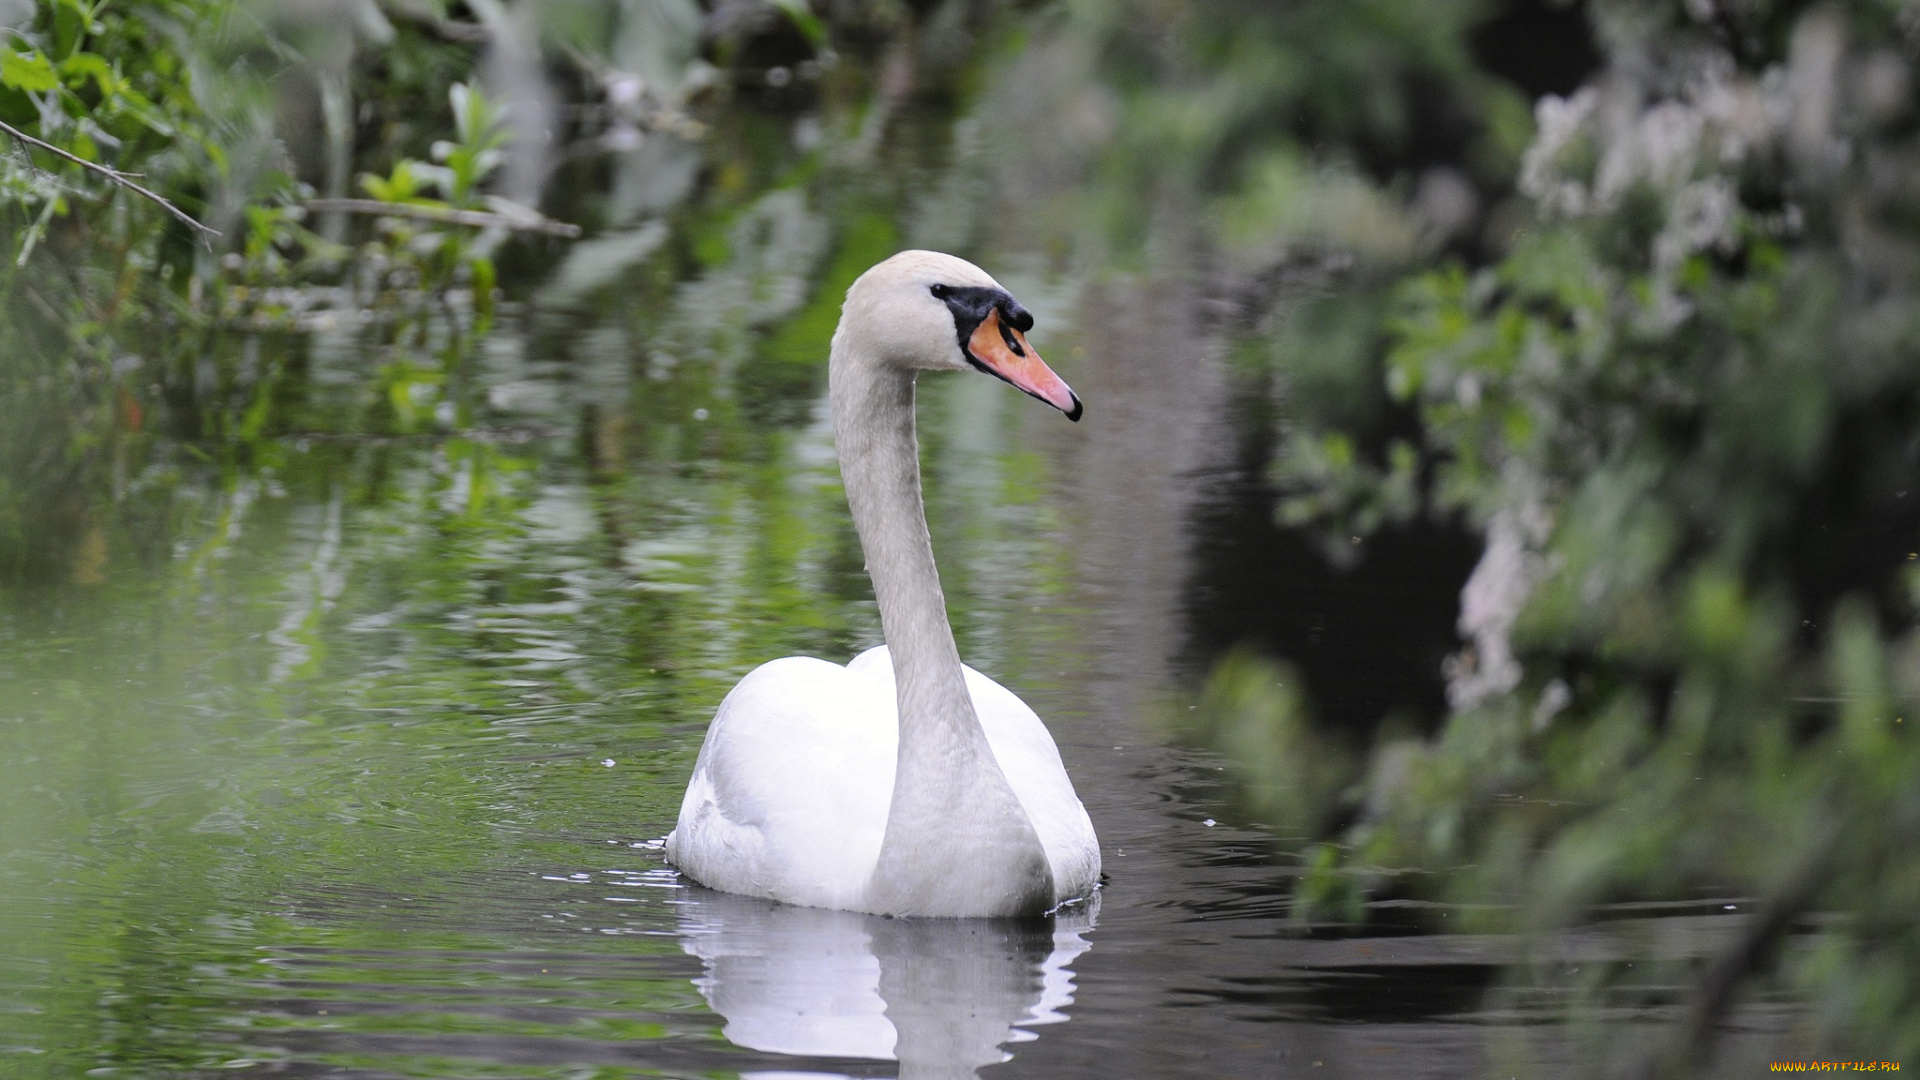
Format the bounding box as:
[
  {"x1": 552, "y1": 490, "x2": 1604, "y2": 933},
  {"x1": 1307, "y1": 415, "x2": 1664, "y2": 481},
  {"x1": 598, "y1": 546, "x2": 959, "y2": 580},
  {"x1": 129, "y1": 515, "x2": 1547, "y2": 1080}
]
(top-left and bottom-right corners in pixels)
[
  {"x1": 668, "y1": 656, "x2": 896, "y2": 911},
  {"x1": 962, "y1": 666, "x2": 1103, "y2": 903}
]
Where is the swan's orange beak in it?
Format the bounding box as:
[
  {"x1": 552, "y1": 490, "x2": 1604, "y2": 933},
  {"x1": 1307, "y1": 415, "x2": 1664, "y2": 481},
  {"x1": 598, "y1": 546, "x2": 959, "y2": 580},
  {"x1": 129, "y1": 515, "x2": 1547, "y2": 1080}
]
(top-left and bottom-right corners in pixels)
[{"x1": 966, "y1": 309, "x2": 1082, "y2": 421}]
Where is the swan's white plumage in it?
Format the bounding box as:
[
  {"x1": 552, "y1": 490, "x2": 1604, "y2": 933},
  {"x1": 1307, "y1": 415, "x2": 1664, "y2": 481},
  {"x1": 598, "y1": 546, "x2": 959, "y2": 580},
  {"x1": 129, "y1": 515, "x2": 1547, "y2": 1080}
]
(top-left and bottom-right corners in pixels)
[
  {"x1": 666, "y1": 646, "x2": 1100, "y2": 913},
  {"x1": 664, "y1": 249, "x2": 1099, "y2": 917}
]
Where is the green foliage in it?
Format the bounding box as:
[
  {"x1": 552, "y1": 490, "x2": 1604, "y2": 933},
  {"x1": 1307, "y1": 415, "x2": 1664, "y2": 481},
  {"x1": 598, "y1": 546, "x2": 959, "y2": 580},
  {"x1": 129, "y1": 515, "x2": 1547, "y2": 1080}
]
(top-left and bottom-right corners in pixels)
[
  {"x1": 0, "y1": 0, "x2": 224, "y2": 268},
  {"x1": 1068, "y1": 0, "x2": 1530, "y2": 267},
  {"x1": 1212, "y1": 0, "x2": 1920, "y2": 1066},
  {"x1": 437, "y1": 81, "x2": 507, "y2": 204},
  {"x1": 288, "y1": 80, "x2": 512, "y2": 323},
  {"x1": 1176, "y1": 650, "x2": 1353, "y2": 840}
]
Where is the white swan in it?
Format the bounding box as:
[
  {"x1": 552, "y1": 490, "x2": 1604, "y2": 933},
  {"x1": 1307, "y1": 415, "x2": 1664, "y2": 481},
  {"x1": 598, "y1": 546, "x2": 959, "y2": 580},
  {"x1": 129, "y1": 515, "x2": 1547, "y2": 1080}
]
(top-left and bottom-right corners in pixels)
[{"x1": 665, "y1": 250, "x2": 1100, "y2": 918}]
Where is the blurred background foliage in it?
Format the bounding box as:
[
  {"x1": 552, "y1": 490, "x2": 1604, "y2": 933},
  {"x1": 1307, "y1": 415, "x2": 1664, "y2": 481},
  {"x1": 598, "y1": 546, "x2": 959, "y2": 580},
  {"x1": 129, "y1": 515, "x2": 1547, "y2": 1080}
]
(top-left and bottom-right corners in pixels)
[
  {"x1": 1164, "y1": 0, "x2": 1920, "y2": 1072},
  {"x1": 4, "y1": 0, "x2": 1919, "y2": 1072}
]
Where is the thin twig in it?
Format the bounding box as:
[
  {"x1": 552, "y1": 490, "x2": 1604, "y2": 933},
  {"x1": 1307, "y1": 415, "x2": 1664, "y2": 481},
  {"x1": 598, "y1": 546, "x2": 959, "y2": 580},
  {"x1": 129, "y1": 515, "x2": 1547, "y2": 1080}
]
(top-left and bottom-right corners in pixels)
[
  {"x1": 302, "y1": 198, "x2": 582, "y2": 238},
  {"x1": 0, "y1": 119, "x2": 220, "y2": 246},
  {"x1": 22, "y1": 284, "x2": 65, "y2": 327}
]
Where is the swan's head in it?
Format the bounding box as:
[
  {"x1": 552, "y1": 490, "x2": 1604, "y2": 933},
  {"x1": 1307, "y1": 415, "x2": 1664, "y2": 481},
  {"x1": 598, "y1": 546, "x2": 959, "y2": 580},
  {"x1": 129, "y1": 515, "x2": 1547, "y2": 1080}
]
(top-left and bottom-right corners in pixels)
[{"x1": 837, "y1": 250, "x2": 1082, "y2": 421}]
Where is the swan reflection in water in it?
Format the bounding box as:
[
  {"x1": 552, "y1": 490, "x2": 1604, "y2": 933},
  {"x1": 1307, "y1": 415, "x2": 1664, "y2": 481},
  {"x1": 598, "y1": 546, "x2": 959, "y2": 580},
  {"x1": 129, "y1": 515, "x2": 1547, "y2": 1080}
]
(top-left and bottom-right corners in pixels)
[{"x1": 675, "y1": 886, "x2": 1097, "y2": 1079}]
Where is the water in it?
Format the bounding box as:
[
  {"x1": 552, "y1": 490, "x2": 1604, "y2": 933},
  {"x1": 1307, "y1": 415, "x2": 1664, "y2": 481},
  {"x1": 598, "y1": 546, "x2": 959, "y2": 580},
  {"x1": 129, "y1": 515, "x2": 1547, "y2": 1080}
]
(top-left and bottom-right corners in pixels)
[{"x1": 0, "y1": 44, "x2": 1793, "y2": 1080}]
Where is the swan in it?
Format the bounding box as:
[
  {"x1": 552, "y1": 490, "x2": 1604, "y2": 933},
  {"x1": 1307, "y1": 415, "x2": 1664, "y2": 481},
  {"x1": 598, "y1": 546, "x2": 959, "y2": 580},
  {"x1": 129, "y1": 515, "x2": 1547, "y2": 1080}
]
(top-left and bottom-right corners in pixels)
[{"x1": 665, "y1": 250, "x2": 1100, "y2": 918}]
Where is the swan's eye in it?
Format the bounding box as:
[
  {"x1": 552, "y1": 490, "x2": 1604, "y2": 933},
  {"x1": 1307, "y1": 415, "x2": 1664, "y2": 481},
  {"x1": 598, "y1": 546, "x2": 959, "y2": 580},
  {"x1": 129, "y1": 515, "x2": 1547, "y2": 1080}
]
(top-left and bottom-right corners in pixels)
[{"x1": 930, "y1": 284, "x2": 951, "y2": 299}]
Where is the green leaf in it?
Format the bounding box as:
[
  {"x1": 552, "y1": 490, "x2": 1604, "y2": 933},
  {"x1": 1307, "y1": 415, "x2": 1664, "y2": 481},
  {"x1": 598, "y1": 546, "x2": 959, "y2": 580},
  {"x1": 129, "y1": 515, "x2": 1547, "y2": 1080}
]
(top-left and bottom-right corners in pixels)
[
  {"x1": 361, "y1": 161, "x2": 422, "y2": 203},
  {"x1": 766, "y1": 0, "x2": 825, "y2": 47},
  {"x1": 1, "y1": 49, "x2": 61, "y2": 94},
  {"x1": 51, "y1": 0, "x2": 92, "y2": 59},
  {"x1": 59, "y1": 52, "x2": 114, "y2": 94}
]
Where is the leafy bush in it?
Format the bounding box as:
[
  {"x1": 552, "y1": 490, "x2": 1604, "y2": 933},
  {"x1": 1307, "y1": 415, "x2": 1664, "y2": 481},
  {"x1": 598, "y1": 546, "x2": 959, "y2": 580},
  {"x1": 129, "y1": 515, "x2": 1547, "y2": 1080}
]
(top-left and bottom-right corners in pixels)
[
  {"x1": 1, "y1": 0, "x2": 231, "y2": 269},
  {"x1": 1060, "y1": 0, "x2": 1539, "y2": 268},
  {"x1": 1220, "y1": 0, "x2": 1920, "y2": 1068}
]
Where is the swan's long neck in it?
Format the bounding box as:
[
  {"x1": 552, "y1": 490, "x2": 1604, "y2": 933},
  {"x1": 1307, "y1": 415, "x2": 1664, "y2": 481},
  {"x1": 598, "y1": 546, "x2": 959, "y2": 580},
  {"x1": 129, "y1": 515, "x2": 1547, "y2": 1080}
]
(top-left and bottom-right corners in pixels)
[
  {"x1": 832, "y1": 362, "x2": 967, "y2": 723},
  {"x1": 830, "y1": 344, "x2": 1052, "y2": 917}
]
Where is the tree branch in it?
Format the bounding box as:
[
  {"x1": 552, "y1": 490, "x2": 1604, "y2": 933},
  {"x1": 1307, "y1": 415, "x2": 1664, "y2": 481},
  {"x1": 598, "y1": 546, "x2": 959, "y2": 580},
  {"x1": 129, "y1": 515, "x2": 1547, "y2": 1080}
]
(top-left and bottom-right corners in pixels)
[
  {"x1": 0, "y1": 120, "x2": 220, "y2": 246},
  {"x1": 302, "y1": 198, "x2": 582, "y2": 238}
]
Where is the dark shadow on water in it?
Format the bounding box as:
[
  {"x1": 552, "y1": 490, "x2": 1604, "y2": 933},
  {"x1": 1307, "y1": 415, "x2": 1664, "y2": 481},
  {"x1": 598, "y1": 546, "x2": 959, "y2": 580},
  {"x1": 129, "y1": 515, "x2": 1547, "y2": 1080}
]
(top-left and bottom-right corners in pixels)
[{"x1": 1208, "y1": 962, "x2": 1502, "y2": 1023}]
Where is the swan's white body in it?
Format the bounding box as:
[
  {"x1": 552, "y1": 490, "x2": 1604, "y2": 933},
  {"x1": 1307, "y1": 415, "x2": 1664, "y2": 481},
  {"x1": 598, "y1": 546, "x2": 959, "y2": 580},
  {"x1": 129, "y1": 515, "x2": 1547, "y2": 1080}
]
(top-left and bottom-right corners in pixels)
[
  {"x1": 670, "y1": 647, "x2": 1100, "y2": 913},
  {"x1": 665, "y1": 250, "x2": 1100, "y2": 918}
]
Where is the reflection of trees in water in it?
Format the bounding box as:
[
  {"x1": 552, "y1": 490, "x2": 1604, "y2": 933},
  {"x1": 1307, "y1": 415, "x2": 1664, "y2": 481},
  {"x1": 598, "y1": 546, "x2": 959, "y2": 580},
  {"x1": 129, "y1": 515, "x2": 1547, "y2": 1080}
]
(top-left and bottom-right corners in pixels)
[{"x1": 1178, "y1": 370, "x2": 1480, "y2": 736}]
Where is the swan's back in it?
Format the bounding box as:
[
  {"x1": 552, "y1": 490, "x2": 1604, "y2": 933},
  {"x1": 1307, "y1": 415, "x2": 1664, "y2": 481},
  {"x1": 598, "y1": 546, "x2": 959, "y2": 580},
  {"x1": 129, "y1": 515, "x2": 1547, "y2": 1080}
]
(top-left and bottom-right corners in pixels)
[
  {"x1": 666, "y1": 646, "x2": 1099, "y2": 913},
  {"x1": 668, "y1": 653, "x2": 896, "y2": 911}
]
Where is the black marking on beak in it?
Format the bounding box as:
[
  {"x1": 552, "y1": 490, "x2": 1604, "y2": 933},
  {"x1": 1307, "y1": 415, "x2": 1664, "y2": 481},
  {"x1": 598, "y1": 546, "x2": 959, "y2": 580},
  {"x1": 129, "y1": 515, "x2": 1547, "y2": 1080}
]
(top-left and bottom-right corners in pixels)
[
  {"x1": 935, "y1": 282, "x2": 1077, "y2": 420},
  {"x1": 932, "y1": 284, "x2": 1030, "y2": 356},
  {"x1": 999, "y1": 319, "x2": 1026, "y2": 357}
]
